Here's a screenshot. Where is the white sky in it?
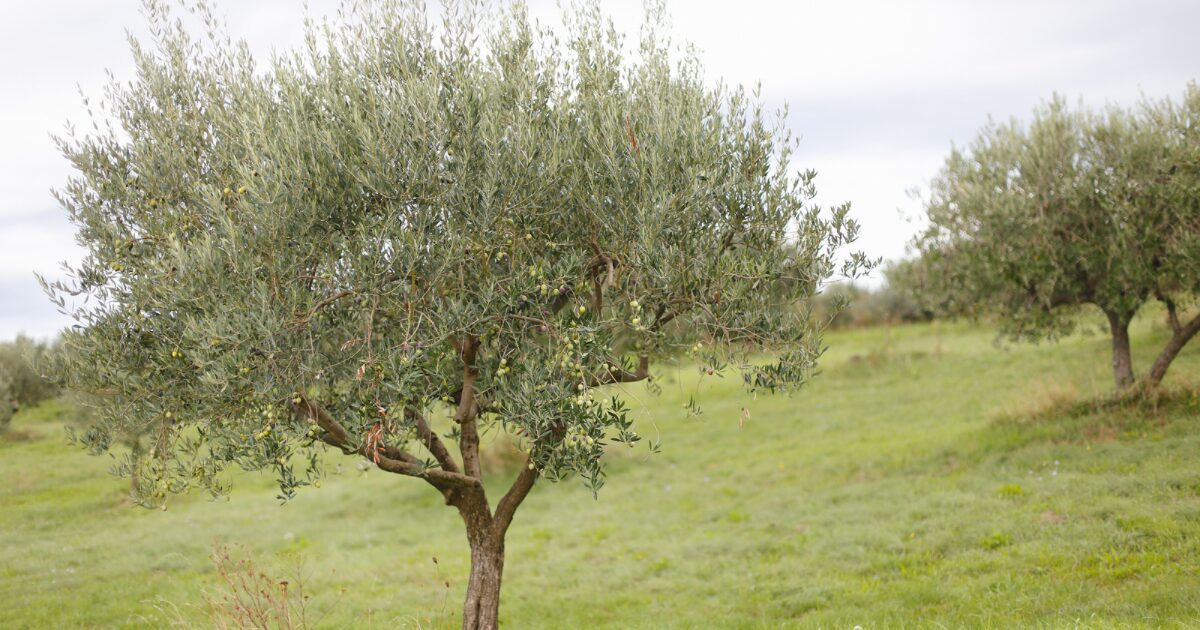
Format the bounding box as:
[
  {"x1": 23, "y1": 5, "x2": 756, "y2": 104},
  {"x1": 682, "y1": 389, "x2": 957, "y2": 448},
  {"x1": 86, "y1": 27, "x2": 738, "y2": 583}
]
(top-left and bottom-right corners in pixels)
[{"x1": 1, "y1": 0, "x2": 1196, "y2": 339}]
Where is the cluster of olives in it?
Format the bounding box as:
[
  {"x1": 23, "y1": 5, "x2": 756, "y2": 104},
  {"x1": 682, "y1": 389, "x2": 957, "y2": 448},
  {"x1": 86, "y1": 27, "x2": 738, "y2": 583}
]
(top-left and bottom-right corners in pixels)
[{"x1": 495, "y1": 357, "x2": 511, "y2": 378}]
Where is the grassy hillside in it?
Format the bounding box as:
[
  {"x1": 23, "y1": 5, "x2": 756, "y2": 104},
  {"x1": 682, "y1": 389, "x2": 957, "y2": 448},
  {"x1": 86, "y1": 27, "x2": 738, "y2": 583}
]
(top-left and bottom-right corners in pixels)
[{"x1": 3, "y1": 314, "x2": 1200, "y2": 629}]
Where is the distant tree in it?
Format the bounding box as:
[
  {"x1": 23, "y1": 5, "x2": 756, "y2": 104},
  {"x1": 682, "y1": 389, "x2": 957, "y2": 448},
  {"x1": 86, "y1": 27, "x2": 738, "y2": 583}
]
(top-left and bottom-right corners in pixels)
[
  {"x1": 811, "y1": 275, "x2": 933, "y2": 330},
  {"x1": 904, "y1": 85, "x2": 1200, "y2": 390},
  {"x1": 46, "y1": 1, "x2": 869, "y2": 627},
  {"x1": 0, "y1": 335, "x2": 60, "y2": 430},
  {"x1": 0, "y1": 369, "x2": 13, "y2": 431}
]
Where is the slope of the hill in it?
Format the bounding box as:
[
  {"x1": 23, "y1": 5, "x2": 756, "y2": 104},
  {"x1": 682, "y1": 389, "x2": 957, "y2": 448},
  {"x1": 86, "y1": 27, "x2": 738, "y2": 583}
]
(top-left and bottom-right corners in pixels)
[{"x1": 2, "y1": 315, "x2": 1199, "y2": 628}]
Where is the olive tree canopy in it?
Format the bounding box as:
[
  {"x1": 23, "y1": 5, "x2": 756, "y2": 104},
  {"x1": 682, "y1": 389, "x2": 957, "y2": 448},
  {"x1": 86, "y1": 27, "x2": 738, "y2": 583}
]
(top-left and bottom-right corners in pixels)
[
  {"x1": 903, "y1": 85, "x2": 1200, "y2": 390},
  {"x1": 46, "y1": 1, "x2": 870, "y2": 626}
]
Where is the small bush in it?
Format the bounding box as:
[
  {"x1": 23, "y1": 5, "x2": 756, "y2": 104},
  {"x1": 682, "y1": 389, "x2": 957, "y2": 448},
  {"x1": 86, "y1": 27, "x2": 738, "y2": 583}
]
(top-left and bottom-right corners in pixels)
[
  {"x1": 996, "y1": 484, "x2": 1026, "y2": 499},
  {"x1": 205, "y1": 544, "x2": 317, "y2": 630},
  {"x1": 980, "y1": 532, "x2": 1012, "y2": 550}
]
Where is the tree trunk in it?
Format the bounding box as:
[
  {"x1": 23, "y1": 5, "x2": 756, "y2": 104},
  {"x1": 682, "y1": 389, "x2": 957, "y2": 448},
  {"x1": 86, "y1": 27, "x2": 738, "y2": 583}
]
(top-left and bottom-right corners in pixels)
[
  {"x1": 1105, "y1": 310, "x2": 1135, "y2": 389},
  {"x1": 1146, "y1": 313, "x2": 1200, "y2": 388},
  {"x1": 462, "y1": 534, "x2": 504, "y2": 630},
  {"x1": 129, "y1": 436, "x2": 143, "y2": 494},
  {"x1": 452, "y1": 484, "x2": 509, "y2": 630}
]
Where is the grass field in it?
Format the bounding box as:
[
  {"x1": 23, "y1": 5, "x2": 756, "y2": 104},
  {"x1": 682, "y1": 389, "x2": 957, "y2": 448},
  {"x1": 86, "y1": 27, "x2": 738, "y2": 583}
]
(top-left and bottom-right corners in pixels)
[{"x1": 4, "y1": 313, "x2": 1200, "y2": 628}]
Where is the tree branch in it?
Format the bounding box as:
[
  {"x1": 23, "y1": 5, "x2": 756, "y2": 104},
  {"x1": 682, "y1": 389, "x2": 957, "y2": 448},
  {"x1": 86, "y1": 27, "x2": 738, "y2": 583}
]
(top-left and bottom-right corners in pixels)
[
  {"x1": 289, "y1": 272, "x2": 402, "y2": 329},
  {"x1": 492, "y1": 455, "x2": 538, "y2": 537},
  {"x1": 653, "y1": 307, "x2": 679, "y2": 331},
  {"x1": 291, "y1": 396, "x2": 479, "y2": 493},
  {"x1": 582, "y1": 301, "x2": 685, "y2": 387},
  {"x1": 589, "y1": 355, "x2": 651, "y2": 386},
  {"x1": 373, "y1": 451, "x2": 480, "y2": 490},
  {"x1": 454, "y1": 337, "x2": 484, "y2": 480},
  {"x1": 1147, "y1": 309, "x2": 1200, "y2": 387},
  {"x1": 586, "y1": 235, "x2": 619, "y2": 316},
  {"x1": 1157, "y1": 290, "x2": 1182, "y2": 334},
  {"x1": 288, "y1": 290, "x2": 353, "y2": 329},
  {"x1": 293, "y1": 396, "x2": 354, "y2": 450},
  {"x1": 407, "y1": 406, "x2": 461, "y2": 474},
  {"x1": 590, "y1": 272, "x2": 603, "y2": 316}
]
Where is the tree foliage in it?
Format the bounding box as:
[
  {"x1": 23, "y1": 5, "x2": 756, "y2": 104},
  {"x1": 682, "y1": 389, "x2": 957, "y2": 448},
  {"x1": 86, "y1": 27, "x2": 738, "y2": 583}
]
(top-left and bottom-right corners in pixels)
[
  {"x1": 47, "y1": 1, "x2": 869, "y2": 625},
  {"x1": 903, "y1": 85, "x2": 1200, "y2": 388}
]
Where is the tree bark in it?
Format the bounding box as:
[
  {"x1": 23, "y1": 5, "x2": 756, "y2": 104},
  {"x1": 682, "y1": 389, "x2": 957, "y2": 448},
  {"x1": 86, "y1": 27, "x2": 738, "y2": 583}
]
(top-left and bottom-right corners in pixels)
[
  {"x1": 462, "y1": 532, "x2": 505, "y2": 630},
  {"x1": 1104, "y1": 309, "x2": 1135, "y2": 389},
  {"x1": 455, "y1": 456, "x2": 537, "y2": 630},
  {"x1": 1146, "y1": 312, "x2": 1200, "y2": 388},
  {"x1": 129, "y1": 436, "x2": 143, "y2": 494},
  {"x1": 456, "y1": 487, "x2": 504, "y2": 630}
]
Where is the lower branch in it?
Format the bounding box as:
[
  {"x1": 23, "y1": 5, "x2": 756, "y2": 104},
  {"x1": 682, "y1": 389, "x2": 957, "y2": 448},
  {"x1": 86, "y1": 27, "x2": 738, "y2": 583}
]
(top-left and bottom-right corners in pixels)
[
  {"x1": 590, "y1": 355, "x2": 651, "y2": 386},
  {"x1": 408, "y1": 407, "x2": 461, "y2": 474},
  {"x1": 291, "y1": 396, "x2": 479, "y2": 494},
  {"x1": 455, "y1": 338, "x2": 484, "y2": 480},
  {"x1": 1157, "y1": 291, "x2": 1182, "y2": 334},
  {"x1": 492, "y1": 454, "x2": 538, "y2": 537},
  {"x1": 1147, "y1": 311, "x2": 1200, "y2": 387}
]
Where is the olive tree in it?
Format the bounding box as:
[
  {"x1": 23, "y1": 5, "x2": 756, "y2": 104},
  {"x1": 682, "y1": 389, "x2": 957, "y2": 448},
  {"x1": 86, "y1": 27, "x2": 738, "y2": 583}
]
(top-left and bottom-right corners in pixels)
[
  {"x1": 0, "y1": 367, "x2": 13, "y2": 431},
  {"x1": 904, "y1": 86, "x2": 1200, "y2": 390},
  {"x1": 0, "y1": 336, "x2": 60, "y2": 430},
  {"x1": 46, "y1": 1, "x2": 869, "y2": 626}
]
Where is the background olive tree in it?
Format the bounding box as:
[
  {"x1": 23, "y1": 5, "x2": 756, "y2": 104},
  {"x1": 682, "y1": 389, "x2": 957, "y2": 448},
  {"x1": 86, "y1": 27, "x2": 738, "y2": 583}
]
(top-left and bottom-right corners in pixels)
[
  {"x1": 902, "y1": 85, "x2": 1200, "y2": 390},
  {"x1": 810, "y1": 274, "x2": 934, "y2": 330},
  {"x1": 46, "y1": 1, "x2": 870, "y2": 627},
  {"x1": 0, "y1": 336, "x2": 60, "y2": 431}
]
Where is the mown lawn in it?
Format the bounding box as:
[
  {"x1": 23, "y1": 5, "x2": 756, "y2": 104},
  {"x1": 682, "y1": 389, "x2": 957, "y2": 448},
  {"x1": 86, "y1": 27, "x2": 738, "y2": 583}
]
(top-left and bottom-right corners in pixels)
[{"x1": 3, "y1": 313, "x2": 1200, "y2": 628}]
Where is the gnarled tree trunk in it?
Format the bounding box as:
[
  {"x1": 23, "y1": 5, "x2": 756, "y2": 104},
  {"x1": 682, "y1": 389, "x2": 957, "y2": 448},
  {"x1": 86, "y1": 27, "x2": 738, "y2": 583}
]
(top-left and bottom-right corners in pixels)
[
  {"x1": 1104, "y1": 309, "x2": 1135, "y2": 389},
  {"x1": 1146, "y1": 308, "x2": 1200, "y2": 388},
  {"x1": 452, "y1": 455, "x2": 537, "y2": 630},
  {"x1": 462, "y1": 529, "x2": 505, "y2": 630}
]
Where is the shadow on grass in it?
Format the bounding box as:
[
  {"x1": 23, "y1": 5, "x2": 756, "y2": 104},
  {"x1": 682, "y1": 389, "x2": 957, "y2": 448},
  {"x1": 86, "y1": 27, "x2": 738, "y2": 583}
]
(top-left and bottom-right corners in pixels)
[
  {"x1": 976, "y1": 383, "x2": 1200, "y2": 454},
  {"x1": 0, "y1": 428, "x2": 40, "y2": 443}
]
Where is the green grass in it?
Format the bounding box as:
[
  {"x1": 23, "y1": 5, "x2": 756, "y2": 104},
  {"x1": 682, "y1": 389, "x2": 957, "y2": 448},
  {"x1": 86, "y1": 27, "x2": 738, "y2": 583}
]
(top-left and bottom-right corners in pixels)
[{"x1": 4, "y1": 313, "x2": 1200, "y2": 628}]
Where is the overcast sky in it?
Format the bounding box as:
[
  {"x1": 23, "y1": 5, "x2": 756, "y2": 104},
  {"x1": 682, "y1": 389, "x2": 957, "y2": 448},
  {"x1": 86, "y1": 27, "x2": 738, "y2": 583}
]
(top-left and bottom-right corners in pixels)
[{"x1": 1, "y1": 0, "x2": 1197, "y2": 340}]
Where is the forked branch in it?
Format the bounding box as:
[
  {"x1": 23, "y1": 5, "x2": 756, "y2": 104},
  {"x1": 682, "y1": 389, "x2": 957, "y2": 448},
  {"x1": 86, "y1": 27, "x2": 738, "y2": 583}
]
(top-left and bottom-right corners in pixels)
[
  {"x1": 454, "y1": 338, "x2": 484, "y2": 480},
  {"x1": 492, "y1": 455, "x2": 538, "y2": 537},
  {"x1": 290, "y1": 396, "x2": 479, "y2": 492}
]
